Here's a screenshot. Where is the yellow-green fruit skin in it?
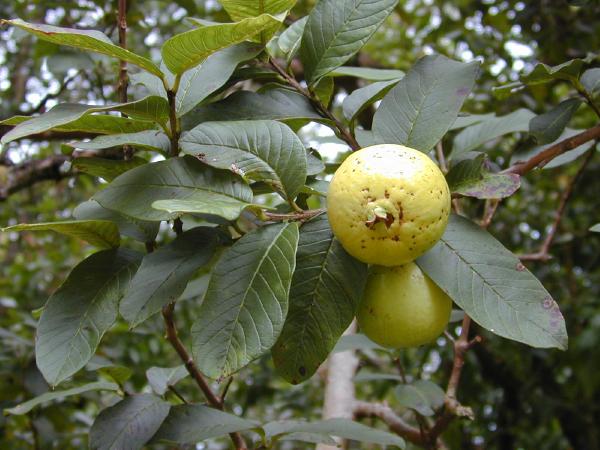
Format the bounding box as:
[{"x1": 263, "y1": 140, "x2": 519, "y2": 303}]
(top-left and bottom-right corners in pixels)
[
  {"x1": 327, "y1": 144, "x2": 450, "y2": 266},
  {"x1": 357, "y1": 263, "x2": 452, "y2": 348}
]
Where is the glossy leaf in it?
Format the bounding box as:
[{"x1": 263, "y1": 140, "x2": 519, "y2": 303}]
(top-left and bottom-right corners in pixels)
[
  {"x1": 192, "y1": 222, "x2": 299, "y2": 379},
  {"x1": 342, "y1": 79, "x2": 400, "y2": 124},
  {"x1": 330, "y1": 66, "x2": 404, "y2": 80},
  {"x1": 264, "y1": 418, "x2": 405, "y2": 448},
  {"x1": 89, "y1": 394, "x2": 170, "y2": 450},
  {"x1": 417, "y1": 215, "x2": 568, "y2": 350},
  {"x1": 0, "y1": 114, "x2": 156, "y2": 134},
  {"x1": 4, "y1": 381, "x2": 118, "y2": 415},
  {"x1": 71, "y1": 130, "x2": 171, "y2": 153},
  {"x1": 2, "y1": 220, "x2": 120, "y2": 249},
  {"x1": 162, "y1": 14, "x2": 280, "y2": 74},
  {"x1": 146, "y1": 366, "x2": 188, "y2": 395},
  {"x1": 36, "y1": 249, "x2": 142, "y2": 386},
  {"x1": 181, "y1": 120, "x2": 307, "y2": 200},
  {"x1": 272, "y1": 215, "x2": 367, "y2": 384},
  {"x1": 221, "y1": 0, "x2": 296, "y2": 21},
  {"x1": 529, "y1": 98, "x2": 580, "y2": 144},
  {"x1": 451, "y1": 108, "x2": 535, "y2": 157},
  {"x1": 446, "y1": 154, "x2": 520, "y2": 199},
  {"x1": 1, "y1": 97, "x2": 168, "y2": 144},
  {"x1": 277, "y1": 16, "x2": 308, "y2": 65},
  {"x1": 395, "y1": 380, "x2": 445, "y2": 416},
  {"x1": 306, "y1": 148, "x2": 326, "y2": 176},
  {"x1": 581, "y1": 68, "x2": 600, "y2": 97},
  {"x1": 93, "y1": 156, "x2": 253, "y2": 221},
  {"x1": 2, "y1": 19, "x2": 162, "y2": 76},
  {"x1": 120, "y1": 227, "x2": 219, "y2": 327},
  {"x1": 153, "y1": 404, "x2": 259, "y2": 444},
  {"x1": 332, "y1": 333, "x2": 383, "y2": 352},
  {"x1": 372, "y1": 55, "x2": 479, "y2": 152},
  {"x1": 73, "y1": 200, "x2": 159, "y2": 243},
  {"x1": 73, "y1": 157, "x2": 148, "y2": 182},
  {"x1": 300, "y1": 0, "x2": 398, "y2": 84}
]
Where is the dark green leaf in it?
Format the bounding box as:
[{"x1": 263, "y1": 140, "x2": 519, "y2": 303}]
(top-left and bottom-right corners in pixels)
[
  {"x1": 73, "y1": 157, "x2": 148, "y2": 182},
  {"x1": 221, "y1": 0, "x2": 296, "y2": 21},
  {"x1": 329, "y1": 66, "x2": 405, "y2": 80},
  {"x1": 120, "y1": 227, "x2": 219, "y2": 327},
  {"x1": 277, "y1": 17, "x2": 308, "y2": 65},
  {"x1": 353, "y1": 371, "x2": 403, "y2": 382},
  {"x1": 272, "y1": 215, "x2": 367, "y2": 384},
  {"x1": 342, "y1": 78, "x2": 400, "y2": 125},
  {"x1": 529, "y1": 98, "x2": 581, "y2": 144},
  {"x1": 89, "y1": 394, "x2": 170, "y2": 450},
  {"x1": 372, "y1": 55, "x2": 479, "y2": 152},
  {"x1": 306, "y1": 148, "x2": 325, "y2": 176},
  {"x1": 417, "y1": 215, "x2": 568, "y2": 350},
  {"x1": 36, "y1": 249, "x2": 142, "y2": 386},
  {"x1": 449, "y1": 113, "x2": 496, "y2": 130},
  {"x1": 2, "y1": 220, "x2": 120, "y2": 249},
  {"x1": 395, "y1": 380, "x2": 445, "y2": 416},
  {"x1": 4, "y1": 381, "x2": 118, "y2": 415},
  {"x1": 146, "y1": 366, "x2": 189, "y2": 395},
  {"x1": 70, "y1": 130, "x2": 171, "y2": 153},
  {"x1": 181, "y1": 120, "x2": 307, "y2": 200},
  {"x1": 332, "y1": 333, "x2": 383, "y2": 352},
  {"x1": 446, "y1": 155, "x2": 520, "y2": 199},
  {"x1": 192, "y1": 222, "x2": 299, "y2": 379},
  {"x1": 93, "y1": 156, "x2": 253, "y2": 222},
  {"x1": 153, "y1": 404, "x2": 259, "y2": 444},
  {"x1": 300, "y1": 0, "x2": 398, "y2": 84},
  {"x1": 581, "y1": 68, "x2": 600, "y2": 97}
]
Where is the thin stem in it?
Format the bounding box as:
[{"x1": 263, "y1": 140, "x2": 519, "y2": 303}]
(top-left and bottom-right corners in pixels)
[
  {"x1": 263, "y1": 208, "x2": 325, "y2": 222},
  {"x1": 161, "y1": 303, "x2": 247, "y2": 449},
  {"x1": 116, "y1": 0, "x2": 133, "y2": 160},
  {"x1": 168, "y1": 385, "x2": 189, "y2": 404},
  {"x1": 519, "y1": 149, "x2": 594, "y2": 261},
  {"x1": 173, "y1": 217, "x2": 183, "y2": 236},
  {"x1": 436, "y1": 142, "x2": 448, "y2": 174},
  {"x1": 269, "y1": 58, "x2": 360, "y2": 150},
  {"x1": 167, "y1": 88, "x2": 180, "y2": 157}
]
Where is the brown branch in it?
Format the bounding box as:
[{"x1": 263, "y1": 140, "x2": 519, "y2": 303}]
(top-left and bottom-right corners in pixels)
[
  {"x1": 519, "y1": 149, "x2": 594, "y2": 261},
  {"x1": 503, "y1": 124, "x2": 600, "y2": 175},
  {"x1": 269, "y1": 58, "x2": 360, "y2": 151},
  {"x1": 116, "y1": 0, "x2": 133, "y2": 160},
  {"x1": 263, "y1": 208, "x2": 325, "y2": 222},
  {"x1": 161, "y1": 303, "x2": 247, "y2": 449},
  {"x1": 166, "y1": 89, "x2": 180, "y2": 157},
  {"x1": 28, "y1": 70, "x2": 82, "y2": 115},
  {"x1": 0, "y1": 155, "x2": 70, "y2": 201},
  {"x1": 354, "y1": 401, "x2": 424, "y2": 446}
]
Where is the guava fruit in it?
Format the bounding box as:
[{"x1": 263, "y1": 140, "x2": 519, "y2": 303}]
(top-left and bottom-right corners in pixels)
[
  {"x1": 327, "y1": 144, "x2": 450, "y2": 266},
  {"x1": 357, "y1": 263, "x2": 452, "y2": 348}
]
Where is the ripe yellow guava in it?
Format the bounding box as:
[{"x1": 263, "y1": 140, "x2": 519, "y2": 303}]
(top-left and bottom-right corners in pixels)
[
  {"x1": 327, "y1": 144, "x2": 450, "y2": 266},
  {"x1": 356, "y1": 263, "x2": 452, "y2": 348}
]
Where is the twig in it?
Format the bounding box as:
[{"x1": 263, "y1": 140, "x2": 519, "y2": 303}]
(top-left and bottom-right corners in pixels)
[
  {"x1": 168, "y1": 385, "x2": 188, "y2": 404},
  {"x1": 220, "y1": 377, "x2": 234, "y2": 403},
  {"x1": 354, "y1": 401, "x2": 424, "y2": 446},
  {"x1": 503, "y1": 124, "x2": 600, "y2": 175},
  {"x1": 263, "y1": 208, "x2": 325, "y2": 222},
  {"x1": 166, "y1": 88, "x2": 180, "y2": 157},
  {"x1": 28, "y1": 70, "x2": 82, "y2": 115},
  {"x1": 161, "y1": 303, "x2": 247, "y2": 449},
  {"x1": 436, "y1": 142, "x2": 448, "y2": 174},
  {"x1": 116, "y1": 0, "x2": 133, "y2": 160},
  {"x1": 269, "y1": 58, "x2": 360, "y2": 150},
  {"x1": 172, "y1": 218, "x2": 183, "y2": 236},
  {"x1": 519, "y1": 149, "x2": 594, "y2": 261},
  {"x1": 480, "y1": 199, "x2": 500, "y2": 229}
]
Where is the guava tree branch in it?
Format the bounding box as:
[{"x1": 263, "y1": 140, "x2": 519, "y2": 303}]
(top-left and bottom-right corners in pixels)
[
  {"x1": 354, "y1": 401, "x2": 424, "y2": 446},
  {"x1": 519, "y1": 148, "x2": 594, "y2": 261},
  {"x1": 116, "y1": 0, "x2": 133, "y2": 160},
  {"x1": 161, "y1": 303, "x2": 247, "y2": 450},
  {"x1": 269, "y1": 58, "x2": 360, "y2": 151},
  {"x1": 503, "y1": 124, "x2": 600, "y2": 175}
]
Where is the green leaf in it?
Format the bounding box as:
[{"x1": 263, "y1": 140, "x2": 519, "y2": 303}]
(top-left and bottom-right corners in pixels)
[
  {"x1": 342, "y1": 78, "x2": 400, "y2": 124},
  {"x1": 417, "y1": 215, "x2": 568, "y2": 350},
  {"x1": 176, "y1": 43, "x2": 263, "y2": 116},
  {"x1": 192, "y1": 222, "x2": 299, "y2": 379},
  {"x1": 581, "y1": 68, "x2": 600, "y2": 97},
  {"x1": 89, "y1": 394, "x2": 170, "y2": 450},
  {"x1": 272, "y1": 215, "x2": 367, "y2": 384},
  {"x1": 153, "y1": 404, "x2": 259, "y2": 444},
  {"x1": 182, "y1": 87, "x2": 322, "y2": 126},
  {"x1": 590, "y1": 223, "x2": 600, "y2": 232},
  {"x1": 162, "y1": 14, "x2": 281, "y2": 74},
  {"x1": 1, "y1": 97, "x2": 168, "y2": 144},
  {"x1": 97, "y1": 365, "x2": 133, "y2": 385},
  {"x1": 529, "y1": 98, "x2": 581, "y2": 144},
  {"x1": 278, "y1": 432, "x2": 338, "y2": 446},
  {"x1": 2, "y1": 19, "x2": 162, "y2": 76},
  {"x1": 451, "y1": 109, "x2": 535, "y2": 157},
  {"x1": 36, "y1": 249, "x2": 142, "y2": 386},
  {"x1": 353, "y1": 371, "x2": 403, "y2": 382},
  {"x1": 306, "y1": 148, "x2": 325, "y2": 176},
  {"x1": 372, "y1": 55, "x2": 479, "y2": 152},
  {"x1": 73, "y1": 200, "x2": 159, "y2": 243},
  {"x1": 312, "y1": 76, "x2": 335, "y2": 107},
  {"x1": 332, "y1": 333, "x2": 383, "y2": 352},
  {"x1": 93, "y1": 156, "x2": 253, "y2": 222},
  {"x1": 73, "y1": 157, "x2": 148, "y2": 182},
  {"x1": 264, "y1": 418, "x2": 405, "y2": 448},
  {"x1": 70, "y1": 130, "x2": 171, "y2": 153},
  {"x1": 221, "y1": 0, "x2": 296, "y2": 21},
  {"x1": 330, "y1": 66, "x2": 405, "y2": 80},
  {"x1": 395, "y1": 380, "x2": 445, "y2": 416},
  {"x1": 146, "y1": 366, "x2": 189, "y2": 395},
  {"x1": 300, "y1": 0, "x2": 398, "y2": 84},
  {"x1": 446, "y1": 154, "x2": 520, "y2": 199},
  {"x1": 0, "y1": 114, "x2": 158, "y2": 135},
  {"x1": 4, "y1": 381, "x2": 118, "y2": 415},
  {"x1": 120, "y1": 227, "x2": 219, "y2": 327},
  {"x1": 522, "y1": 58, "x2": 586, "y2": 84},
  {"x1": 277, "y1": 17, "x2": 308, "y2": 65},
  {"x1": 449, "y1": 113, "x2": 496, "y2": 130},
  {"x1": 181, "y1": 120, "x2": 307, "y2": 200},
  {"x1": 2, "y1": 220, "x2": 120, "y2": 249}
]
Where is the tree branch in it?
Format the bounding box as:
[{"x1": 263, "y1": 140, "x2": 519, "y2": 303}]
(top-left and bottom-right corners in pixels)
[
  {"x1": 0, "y1": 155, "x2": 70, "y2": 201},
  {"x1": 116, "y1": 0, "x2": 133, "y2": 160},
  {"x1": 354, "y1": 401, "x2": 424, "y2": 446},
  {"x1": 519, "y1": 148, "x2": 594, "y2": 261},
  {"x1": 503, "y1": 124, "x2": 600, "y2": 175},
  {"x1": 161, "y1": 303, "x2": 247, "y2": 449}
]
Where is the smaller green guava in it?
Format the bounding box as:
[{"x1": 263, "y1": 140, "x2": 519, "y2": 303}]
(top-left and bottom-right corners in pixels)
[{"x1": 357, "y1": 263, "x2": 452, "y2": 348}]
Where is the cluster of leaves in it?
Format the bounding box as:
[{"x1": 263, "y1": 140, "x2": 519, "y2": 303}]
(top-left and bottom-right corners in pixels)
[{"x1": 1, "y1": 0, "x2": 600, "y2": 449}]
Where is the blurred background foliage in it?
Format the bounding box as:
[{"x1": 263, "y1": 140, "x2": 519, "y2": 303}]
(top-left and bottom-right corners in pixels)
[{"x1": 1, "y1": 0, "x2": 600, "y2": 449}]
